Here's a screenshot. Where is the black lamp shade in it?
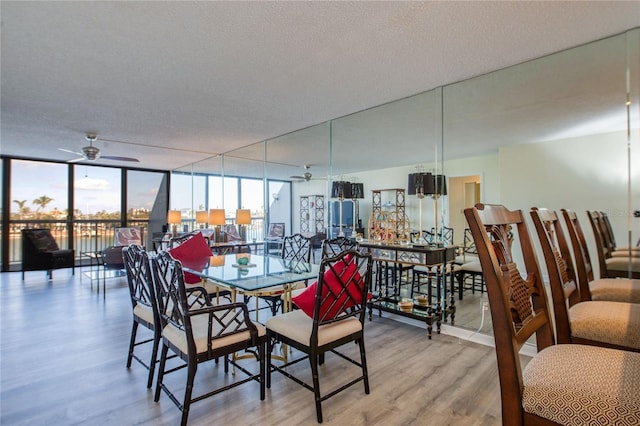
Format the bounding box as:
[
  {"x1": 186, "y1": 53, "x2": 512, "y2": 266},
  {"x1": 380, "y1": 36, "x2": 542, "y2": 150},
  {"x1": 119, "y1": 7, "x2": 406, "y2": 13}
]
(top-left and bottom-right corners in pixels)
[
  {"x1": 407, "y1": 172, "x2": 434, "y2": 196},
  {"x1": 331, "y1": 181, "x2": 352, "y2": 199},
  {"x1": 350, "y1": 182, "x2": 364, "y2": 199},
  {"x1": 434, "y1": 174, "x2": 447, "y2": 196}
]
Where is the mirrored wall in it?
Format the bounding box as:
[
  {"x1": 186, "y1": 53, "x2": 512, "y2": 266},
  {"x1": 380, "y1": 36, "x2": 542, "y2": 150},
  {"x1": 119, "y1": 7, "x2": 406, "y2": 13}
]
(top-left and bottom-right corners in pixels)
[{"x1": 172, "y1": 27, "x2": 639, "y2": 336}]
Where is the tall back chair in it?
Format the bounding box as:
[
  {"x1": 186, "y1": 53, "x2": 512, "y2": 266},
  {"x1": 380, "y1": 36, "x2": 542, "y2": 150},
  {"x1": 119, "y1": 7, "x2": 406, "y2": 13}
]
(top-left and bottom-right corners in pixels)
[
  {"x1": 599, "y1": 211, "x2": 640, "y2": 257},
  {"x1": 587, "y1": 210, "x2": 640, "y2": 279},
  {"x1": 281, "y1": 233, "x2": 312, "y2": 263},
  {"x1": 266, "y1": 250, "x2": 373, "y2": 423},
  {"x1": 321, "y1": 236, "x2": 359, "y2": 259},
  {"x1": 151, "y1": 251, "x2": 265, "y2": 426},
  {"x1": 123, "y1": 245, "x2": 159, "y2": 388},
  {"x1": 562, "y1": 209, "x2": 640, "y2": 303},
  {"x1": 465, "y1": 203, "x2": 640, "y2": 425},
  {"x1": 531, "y1": 208, "x2": 640, "y2": 352}
]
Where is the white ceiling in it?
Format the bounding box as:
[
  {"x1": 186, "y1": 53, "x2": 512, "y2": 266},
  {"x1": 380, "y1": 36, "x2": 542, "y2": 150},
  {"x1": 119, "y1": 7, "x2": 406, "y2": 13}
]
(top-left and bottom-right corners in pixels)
[{"x1": 1, "y1": 1, "x2": 639, "y2": 173}]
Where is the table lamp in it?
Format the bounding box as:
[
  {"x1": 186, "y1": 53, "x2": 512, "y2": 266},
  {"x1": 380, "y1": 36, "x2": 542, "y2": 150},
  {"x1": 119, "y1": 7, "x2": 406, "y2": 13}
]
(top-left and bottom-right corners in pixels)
[
  {"x1": 235, "y1": 209, "x2": 251, "y2": 241},
  {"x1": 431, "y1": 174, "x2": 447, "y2": 244},
  {"x1": 196, "y1": 211, "x2": 208, "y2": 229},
  {"x1": 407, "y1": 172, "x2": 434, "y2": 240},
  {"x1": 331, "y1": 180, "x2": 352, "y2": 237},
  {"x1": 350, "y1": 182, "x2": 364, "y2": 237},
  {"x1": 208, "y1": 209, "x2": 226, "y2": 242},
  {"x1": 167, "y1": 210, "x2": 181, "y2": 236}
]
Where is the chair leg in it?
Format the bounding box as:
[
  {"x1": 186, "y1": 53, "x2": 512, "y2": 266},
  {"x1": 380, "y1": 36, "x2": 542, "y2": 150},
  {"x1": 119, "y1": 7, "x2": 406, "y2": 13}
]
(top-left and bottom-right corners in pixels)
[
  {"x1": 309, "y1": 353, "x2": 323, "y2": 423},
  {"x1": 259, "y1": 340, "x2": 266, "y2": 400},
  {"x1": 154, "y1": 344, "x2": 169, "y2": 402},
  {"x1": 359, "y1": 338, "x2": 370, "y2": 394},
  {"x1": 127, "y1": 321, "x2": 139, "y2": 368},
  {"x1": 266, "y1": 337, "x2": 273, "y2": 389},
  {"x1": 148, "y1": 328, "x2": 161, "y2": 389},
  {"x1": 181, "y1": 362, "x2": 197, "y2": 426}
]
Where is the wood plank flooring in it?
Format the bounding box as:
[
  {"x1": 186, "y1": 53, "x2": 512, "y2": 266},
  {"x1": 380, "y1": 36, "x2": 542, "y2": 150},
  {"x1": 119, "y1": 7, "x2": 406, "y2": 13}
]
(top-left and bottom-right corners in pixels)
[{"x1": 1, "y1": 268, "x2": 523, "y2": 425}]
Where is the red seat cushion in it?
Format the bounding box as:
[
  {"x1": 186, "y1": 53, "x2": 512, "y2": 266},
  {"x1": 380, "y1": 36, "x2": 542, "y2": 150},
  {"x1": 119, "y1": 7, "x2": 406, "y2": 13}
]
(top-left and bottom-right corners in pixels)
[
  {"x1": 292, "y1": 255, "x2": 365, "y2": 320},
  {"x1": 168, "y1": 232, "x2": 212, "y2": 284}
]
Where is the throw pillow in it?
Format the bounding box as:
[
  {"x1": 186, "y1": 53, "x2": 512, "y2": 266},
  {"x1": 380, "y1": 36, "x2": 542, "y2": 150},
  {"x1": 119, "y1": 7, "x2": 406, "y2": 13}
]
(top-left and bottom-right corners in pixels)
[
  {"x1": 292, "y1": 254, "x2": 365, "y2": 320},
  {"x1": 168, "y1": 232, "x2": 212, "y2": 284}
]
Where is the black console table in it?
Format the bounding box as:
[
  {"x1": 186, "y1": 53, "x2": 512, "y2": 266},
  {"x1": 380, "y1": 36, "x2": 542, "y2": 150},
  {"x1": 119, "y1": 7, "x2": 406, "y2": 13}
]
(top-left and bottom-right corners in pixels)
[{"x1": 358, "y1": 240, "x2": 457, "y2": 338}]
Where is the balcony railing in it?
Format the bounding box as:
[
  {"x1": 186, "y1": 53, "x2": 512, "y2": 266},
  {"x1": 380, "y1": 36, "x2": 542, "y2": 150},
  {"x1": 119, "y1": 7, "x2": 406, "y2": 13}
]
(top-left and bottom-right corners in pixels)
[{"x1": 5, "y1": 217, "x2": 265, "y2": 269}]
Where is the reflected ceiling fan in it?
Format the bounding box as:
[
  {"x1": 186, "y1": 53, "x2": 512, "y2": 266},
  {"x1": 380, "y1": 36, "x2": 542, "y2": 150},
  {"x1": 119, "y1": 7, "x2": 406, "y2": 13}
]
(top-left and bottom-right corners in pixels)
[
  {"x1": 59, "y1": 133, "x2": 140, "y2": 163},
  {"x1": 289, "y1": 164, "x2": 326, "y2": 182}
]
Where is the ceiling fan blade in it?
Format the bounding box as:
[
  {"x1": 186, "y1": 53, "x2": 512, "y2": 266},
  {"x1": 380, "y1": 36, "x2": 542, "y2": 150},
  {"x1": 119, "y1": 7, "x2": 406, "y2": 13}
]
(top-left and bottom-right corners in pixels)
[
  {"x1": 100, "y1": 155, "x2": 140, "y2": 162},
  {"x1": 58, "y1": 148, "x2": 83, "y2": 156},
  {"x1": 67, "y1": 157, "x2": 85, "y2": 163},
  {"x1": 289, "y1": 175, "x2": 305, "y2": 179}
]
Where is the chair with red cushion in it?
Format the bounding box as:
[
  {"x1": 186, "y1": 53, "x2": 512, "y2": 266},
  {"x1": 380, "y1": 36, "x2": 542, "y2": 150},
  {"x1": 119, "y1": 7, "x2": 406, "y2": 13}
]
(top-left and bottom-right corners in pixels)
[{"x1": 266, "y1": 250, "x2": 373, "y2": 423}]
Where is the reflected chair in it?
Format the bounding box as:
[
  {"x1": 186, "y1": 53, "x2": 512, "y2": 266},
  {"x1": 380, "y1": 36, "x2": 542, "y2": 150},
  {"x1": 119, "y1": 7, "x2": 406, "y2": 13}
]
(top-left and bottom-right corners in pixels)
[
  {"x1": 123, "y1": 245, "x2": 160, "y2": 388},
  {"x1": 266, "y1": 250, "x2": 373, "y2": 423},
  {"x1": 21, "y1": 228, "x2": 75, "y2": 280},
  {"x1": 465, "y1": 203, "x2": 640, "y2": 425},
  {"x1": 151, "y1": 251, "x2": 265, "y2": 426},
  {"x1": 100, "y1": 245, "x2": 126, "y2": 295},
  {"x1": 251, "y1": 234, "x2": 312, "y2": 317},
  {"x1": 321, "y1": 236, "x2": 359, "y2": 259},
  {"x1": 562, "y1": 209, "x2": 640, "y2": 303},
  {"x1": 531, "y1": 208, "x2": 640, "y2": 352},
  {"x1": 598, "y1": 211, "x2": 640, "y2": 257},
  {"x1": 587, "y1": 210, "x2": 640, "y2": 279},
  {"x1": 454, "y1": 228, "x2": 484, "y2": 299}
]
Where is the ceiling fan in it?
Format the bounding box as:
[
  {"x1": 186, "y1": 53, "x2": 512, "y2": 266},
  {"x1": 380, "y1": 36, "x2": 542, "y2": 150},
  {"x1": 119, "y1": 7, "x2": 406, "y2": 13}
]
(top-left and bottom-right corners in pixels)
[
  {"x1": 59, "y1": 133, "x2": 140, "y2": 163},
  {"x1": 290, "y1": 164, "x2": 325, "y2": 182}
]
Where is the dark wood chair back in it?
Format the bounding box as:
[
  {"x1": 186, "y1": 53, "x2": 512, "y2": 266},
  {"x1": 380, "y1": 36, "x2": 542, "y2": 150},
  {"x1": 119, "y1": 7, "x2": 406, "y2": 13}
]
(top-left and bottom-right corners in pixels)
[
  {"x1": 321, "y1": 237, "x2": 359, "y2": 259},
  {"x1": 530, "y1": 208, "x2": 582, "y2": 344},
  {"x1": 561, "y1": 209, "x2": 597, "y2": 301},
  {"x1": 464, "y1": 203, "x2": 555, "y2": 423},
  {"x1": 281, "y1": 233, "x2": 311, "y2": 263}
]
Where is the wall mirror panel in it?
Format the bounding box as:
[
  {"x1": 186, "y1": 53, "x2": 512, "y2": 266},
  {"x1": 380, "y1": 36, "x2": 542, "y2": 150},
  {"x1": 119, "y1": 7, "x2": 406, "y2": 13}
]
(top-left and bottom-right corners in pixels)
[
  {"x1": 442, "y1": 28, "x2": 639, "y2": 334},
  {"x1": 266, "y1": 122, "x2": 330, "y2": 238},
  {"x1": 330, "y1": 89, "x2": 444, "y2": 242}
]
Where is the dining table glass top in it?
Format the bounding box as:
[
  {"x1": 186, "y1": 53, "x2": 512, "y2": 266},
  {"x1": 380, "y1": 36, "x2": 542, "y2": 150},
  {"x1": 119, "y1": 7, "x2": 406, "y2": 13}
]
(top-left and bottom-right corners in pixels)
[{"x1": 182, "y1": 253, "x2": 319, "y2": 292}]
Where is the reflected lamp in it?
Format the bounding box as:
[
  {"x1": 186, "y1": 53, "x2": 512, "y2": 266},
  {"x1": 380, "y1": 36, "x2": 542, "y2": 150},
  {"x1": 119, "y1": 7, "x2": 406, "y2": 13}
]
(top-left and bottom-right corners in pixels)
[
  {"x1": 235, "y1": 209, "x2": 251, "y2": 240},
  {"x1": 167, "y1": 210, "x2": 182, "y2": 236},
  {"x1": 196, "y1": 211, "x2": 208, "y2": 229},
  {"x1": 331, "y1": 181, "x2": 351, "y2": 237},
  {"x1": 208, "y1": 209, "x2": 226, "y2": 242}
]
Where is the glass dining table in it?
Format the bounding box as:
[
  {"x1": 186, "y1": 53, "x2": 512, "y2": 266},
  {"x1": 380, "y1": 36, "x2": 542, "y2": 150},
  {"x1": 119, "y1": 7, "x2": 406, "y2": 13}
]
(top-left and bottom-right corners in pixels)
[{"x1": 182, "y1": 253, "x2": 320, "y2": 320}]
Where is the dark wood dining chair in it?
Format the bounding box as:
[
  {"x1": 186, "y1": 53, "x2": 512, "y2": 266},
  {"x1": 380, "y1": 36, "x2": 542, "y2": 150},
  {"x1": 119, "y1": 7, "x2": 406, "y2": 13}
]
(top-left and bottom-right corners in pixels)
[
  {"x1": 266, "y1": 250, "x2": 373, "y2": 423},
  {"x1": 465, "y1": 203, "x2": 640, "y2": 426},
  {"x1": 123, "y1": 244, "x2": 159, "y2": 388},
  {"x1": 151, "y1": 251, "x2": 265, "y2": 426},
  {"x1": 531, "y1": 207, "x2": 640, "y2": 352},
  {"x1": 562, "y1": 209, "x2": 640, "y2": 303},
  {"x1": 586, "y1": 210, "x2": 640, "y2": 279}
]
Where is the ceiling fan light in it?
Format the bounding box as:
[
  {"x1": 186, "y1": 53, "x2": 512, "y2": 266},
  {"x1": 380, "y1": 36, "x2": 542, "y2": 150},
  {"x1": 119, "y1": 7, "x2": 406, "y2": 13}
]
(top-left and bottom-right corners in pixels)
[{"x1": 82, "y1": 146, "x2": 100, "y2": 160}]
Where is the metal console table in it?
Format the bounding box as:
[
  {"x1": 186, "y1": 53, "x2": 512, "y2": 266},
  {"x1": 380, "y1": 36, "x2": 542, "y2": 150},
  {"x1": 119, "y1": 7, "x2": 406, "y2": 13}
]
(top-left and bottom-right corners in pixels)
[{"x1": 358, "y1": 240, "x2": 457, "y2": 339}]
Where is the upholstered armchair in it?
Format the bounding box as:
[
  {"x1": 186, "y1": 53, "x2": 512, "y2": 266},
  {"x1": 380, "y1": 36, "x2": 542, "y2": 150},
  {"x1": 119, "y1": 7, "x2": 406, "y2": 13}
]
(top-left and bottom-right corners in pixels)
[{"x1": 21, "y1": 229, "x2": 74, "y2": 280}]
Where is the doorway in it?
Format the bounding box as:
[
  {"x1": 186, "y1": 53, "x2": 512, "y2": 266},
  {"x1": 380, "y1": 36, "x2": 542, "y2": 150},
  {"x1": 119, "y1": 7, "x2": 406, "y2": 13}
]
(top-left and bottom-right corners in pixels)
[{"x1": 448, "y1": 175, "x2": 481, "y2": 246}]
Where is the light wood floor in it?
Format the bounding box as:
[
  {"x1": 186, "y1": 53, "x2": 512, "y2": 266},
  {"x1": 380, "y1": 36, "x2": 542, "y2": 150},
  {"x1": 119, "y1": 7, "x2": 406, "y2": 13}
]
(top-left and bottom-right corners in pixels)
[{"x1": 1, "y1": 268, "x2": 522, "y2": 425}]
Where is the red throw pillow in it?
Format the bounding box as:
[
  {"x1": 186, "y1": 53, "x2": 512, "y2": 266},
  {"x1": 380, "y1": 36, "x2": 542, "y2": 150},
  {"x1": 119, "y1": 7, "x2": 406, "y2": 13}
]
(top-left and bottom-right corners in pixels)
[
  {"x1": 168, "y1": 232, "x2": 212, "y2": 284},
  {"x1": 292, "y1": 255, "x2": 365, "y2": 320}
]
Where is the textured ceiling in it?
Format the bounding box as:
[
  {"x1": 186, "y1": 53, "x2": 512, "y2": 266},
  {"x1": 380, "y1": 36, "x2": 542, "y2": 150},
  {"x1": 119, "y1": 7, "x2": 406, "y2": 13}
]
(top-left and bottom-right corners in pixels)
[{"x1": 1, "y1": 1, "x2": 639, "y2": 173}]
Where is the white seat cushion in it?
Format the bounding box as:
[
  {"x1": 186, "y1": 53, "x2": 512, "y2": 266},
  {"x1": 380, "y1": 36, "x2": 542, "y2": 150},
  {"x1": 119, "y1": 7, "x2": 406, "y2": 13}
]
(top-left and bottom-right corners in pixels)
[
  {"x1": 590, "y1": 278, "x2": 640, "y2": 303},
  {"x1": 523, "y1": 344, "x2": 640, "y2": 426},
  {"x1": 133, "y1": 302, "x2": 155, "y2": 326},
  {"x1": 458, "y1": 261, "x2": 482, "y2": 273},
  {"x1": 266, "y1": 309, "x2": 361, "y2": 347},
  {"x1": 163, "y1": 314, "x2": 265, "y2": 356},
  {"x1": 605, "y1": 257, "x2": 640, "y2": 273},
  {"x1": 569, "y1": 301, "x2": 640, "y2": 350}
]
